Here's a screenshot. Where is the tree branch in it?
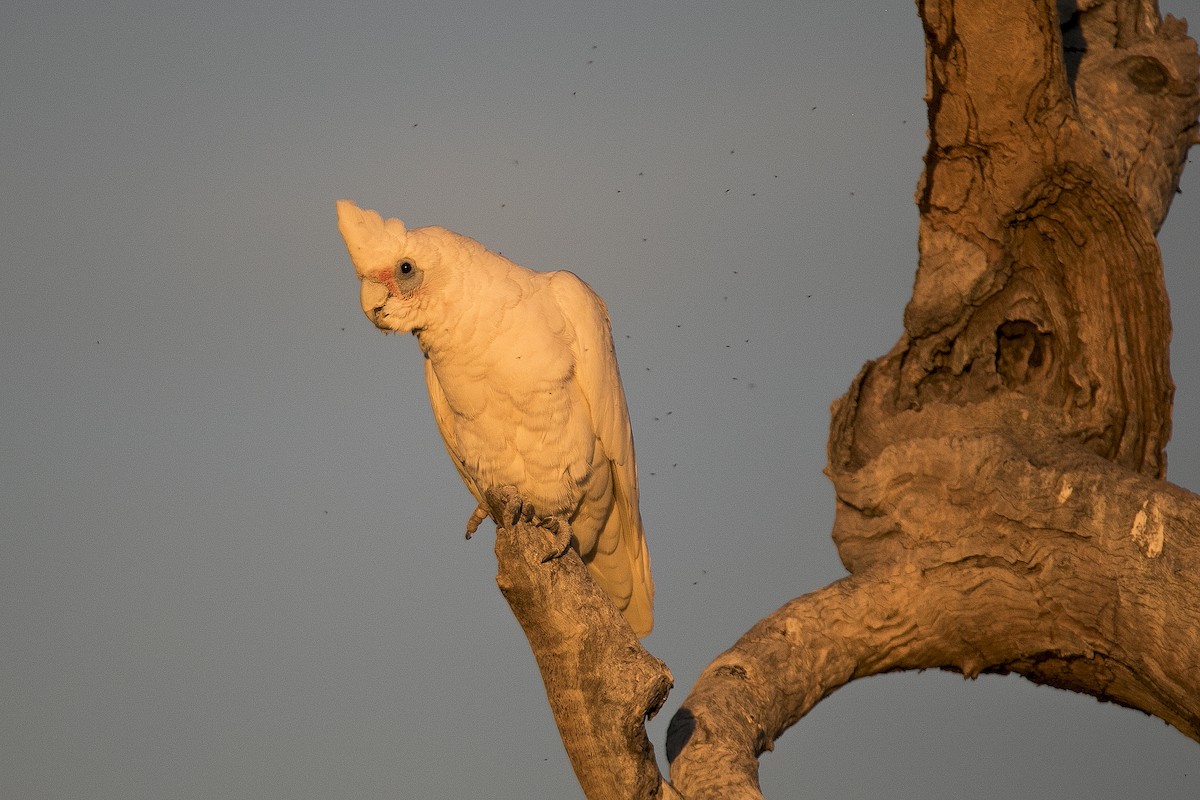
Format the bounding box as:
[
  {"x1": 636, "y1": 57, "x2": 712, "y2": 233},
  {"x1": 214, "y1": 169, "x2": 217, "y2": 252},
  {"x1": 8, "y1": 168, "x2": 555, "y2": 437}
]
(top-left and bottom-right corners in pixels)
[
  {"x1": 1072, "y1": 1, "x2": 1200, "y2": 231},
  {"x1": 484, "y1": 2, "x2": 1199, "y2": 796},
  {"x1": 665, "y1": 0, "x2": 1199, "y2": 793},
  {"x1": 669, "y1": 436, "x2": 1200, "y2": 796},
  {"x1": 484, "y1": 490, "x2": 676, "y2": 800}
]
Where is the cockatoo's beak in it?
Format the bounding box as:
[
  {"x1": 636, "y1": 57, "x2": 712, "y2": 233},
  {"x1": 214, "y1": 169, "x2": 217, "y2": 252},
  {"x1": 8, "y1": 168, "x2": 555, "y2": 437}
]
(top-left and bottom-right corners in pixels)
[{"x1": 360, "y1": 280, "x2": 394, "y2": 331}]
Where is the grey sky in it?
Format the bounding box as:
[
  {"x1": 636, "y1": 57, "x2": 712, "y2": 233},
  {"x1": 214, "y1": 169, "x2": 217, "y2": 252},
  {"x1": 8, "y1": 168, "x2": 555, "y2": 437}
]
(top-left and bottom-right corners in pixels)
[{"x1": 3, "y1": 1, "x2": 1198, "y2": 797}]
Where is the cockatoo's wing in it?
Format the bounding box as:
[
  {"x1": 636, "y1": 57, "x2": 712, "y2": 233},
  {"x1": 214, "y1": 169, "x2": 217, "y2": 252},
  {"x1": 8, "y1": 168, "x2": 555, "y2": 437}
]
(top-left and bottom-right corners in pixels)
[
  {"x1": 424, "y1": 358, "x2": 488, "y2": 522},
  {"x1": 548, "y1": 271, "x2": 654, "y2": 636}
]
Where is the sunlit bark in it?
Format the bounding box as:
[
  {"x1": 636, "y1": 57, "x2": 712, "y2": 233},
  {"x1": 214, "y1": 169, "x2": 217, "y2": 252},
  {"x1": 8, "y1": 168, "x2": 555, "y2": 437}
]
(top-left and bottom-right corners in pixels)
[{"x1": 486, "y1": 2, "x2": 1200, "y2": 797}]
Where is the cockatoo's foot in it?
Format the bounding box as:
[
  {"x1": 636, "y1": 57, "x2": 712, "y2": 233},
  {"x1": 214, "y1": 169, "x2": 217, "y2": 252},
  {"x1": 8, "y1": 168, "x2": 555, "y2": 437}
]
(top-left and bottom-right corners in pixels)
[
  {"x1": 493, "y1": 491, "x2": 572, "y2": 563},
  {"x1": 539, "y1": 516, "x2": 574, "y2": 564},
  {"x1": 497, "y1": 491, "x2": 537, "y2": 528},
  {"x1": 464, "y1": 504, "x2": 489, "y2": 540}
]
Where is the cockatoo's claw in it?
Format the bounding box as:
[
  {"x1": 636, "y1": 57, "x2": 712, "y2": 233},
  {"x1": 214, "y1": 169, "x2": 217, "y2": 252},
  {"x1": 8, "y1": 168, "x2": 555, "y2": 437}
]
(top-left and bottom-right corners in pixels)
[
  {"x1": 492, "y1": 491, "x2": 570, "y2": 562},
  {"x1": 539, "y1": 516, "x2": 574, "y2": 564},
  {"x1": 499, "y1": 491, "x2": 536, "y2": 528},
  {"x1": 464, "y1": 504, "x2": 488, "y2": 540}
]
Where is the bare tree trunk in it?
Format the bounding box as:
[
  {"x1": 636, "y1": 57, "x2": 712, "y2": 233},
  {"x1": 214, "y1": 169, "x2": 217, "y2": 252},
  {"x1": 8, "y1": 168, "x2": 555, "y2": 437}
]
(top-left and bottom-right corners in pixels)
[
  {"x1": 667, "y1": 0, "x2": 1200, "y2": 795},
  {"x1": 484, "y1": 1, "x2": 1200, "y2": 798}
]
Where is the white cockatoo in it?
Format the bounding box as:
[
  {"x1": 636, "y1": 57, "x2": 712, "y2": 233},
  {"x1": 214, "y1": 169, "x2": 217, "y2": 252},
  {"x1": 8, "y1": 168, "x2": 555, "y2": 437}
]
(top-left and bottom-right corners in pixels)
[{"x1": 336, "y1": 200, "x2": 654, "y2": 637}]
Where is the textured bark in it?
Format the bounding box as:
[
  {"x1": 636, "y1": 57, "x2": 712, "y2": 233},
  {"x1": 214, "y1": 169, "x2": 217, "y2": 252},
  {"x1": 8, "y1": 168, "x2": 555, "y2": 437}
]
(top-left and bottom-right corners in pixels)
[
  {"x1": 485, "y1": 1, "x2": 1199, "y2": 798},
  {"x1": 666, "y1": 440, "x2": 1200, "y2": 798},
  {"x1": 664, "y1": 0, "x2": 1200, "y2": 795},
  {"x1": 485, "y1": 490, "x2": 677, "y2": 800},
  {"x1": 1070, "y1": 0, "x2": 1200, "y2": 232}
]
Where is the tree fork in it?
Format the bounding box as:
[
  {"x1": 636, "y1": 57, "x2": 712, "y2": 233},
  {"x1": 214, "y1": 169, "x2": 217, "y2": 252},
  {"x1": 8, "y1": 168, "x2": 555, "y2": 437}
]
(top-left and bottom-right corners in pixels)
[
  {"x1": 483, "y1": 1, "x2": 1199, "y2": 797},
  {"x1": 671, "y1": 0, "x2": 1198, "y2": 794}
]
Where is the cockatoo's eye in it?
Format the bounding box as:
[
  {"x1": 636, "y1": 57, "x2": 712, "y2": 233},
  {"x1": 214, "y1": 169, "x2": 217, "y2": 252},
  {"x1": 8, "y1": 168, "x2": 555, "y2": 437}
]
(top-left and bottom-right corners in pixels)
[{"x1": 393, "y1": 258, "x2": 424, "y2": 294}]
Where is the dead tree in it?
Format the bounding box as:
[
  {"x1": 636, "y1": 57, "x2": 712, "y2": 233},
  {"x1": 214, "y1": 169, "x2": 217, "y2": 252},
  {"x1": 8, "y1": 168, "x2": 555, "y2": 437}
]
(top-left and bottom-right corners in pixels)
[{"x1": 485, "y1": 1, "x2": 1200, "y2": 797}]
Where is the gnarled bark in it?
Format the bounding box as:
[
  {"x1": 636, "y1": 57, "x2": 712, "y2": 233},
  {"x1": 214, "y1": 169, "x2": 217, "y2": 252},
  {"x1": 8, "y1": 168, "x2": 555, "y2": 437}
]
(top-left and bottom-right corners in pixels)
[
  {"x1": 666, "y1": 433, "x2": 1200, "y2": 798},
  {"x1": 484, "y1": 490, "x2": 678, "y2": 800},
  {"x1": 667, "y1": 0, "x2": 1199, "y2": 795},
  {"x1": 480, "y1": 1, "x2": 1199, "y2": 798}
]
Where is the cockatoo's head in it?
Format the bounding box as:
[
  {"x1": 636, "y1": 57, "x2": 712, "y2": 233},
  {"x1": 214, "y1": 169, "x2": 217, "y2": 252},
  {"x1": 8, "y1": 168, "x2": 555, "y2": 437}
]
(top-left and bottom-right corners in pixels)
[{"x1": 336, "y1": 199, "x2": 482, "y2": 337}]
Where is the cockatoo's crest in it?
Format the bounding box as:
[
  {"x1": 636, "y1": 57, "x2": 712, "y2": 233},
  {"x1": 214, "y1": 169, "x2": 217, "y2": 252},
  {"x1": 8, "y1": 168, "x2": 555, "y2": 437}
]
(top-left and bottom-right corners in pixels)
[{"x1": 336, "y1": 199, "x2": 411, "y2": 281}]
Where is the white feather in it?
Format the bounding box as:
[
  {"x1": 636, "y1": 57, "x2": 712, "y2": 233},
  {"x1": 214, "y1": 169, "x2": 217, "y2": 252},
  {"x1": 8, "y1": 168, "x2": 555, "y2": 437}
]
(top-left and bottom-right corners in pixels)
[{"x1": 337, "y1": 200, "x2": 654, "y2": 636}]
